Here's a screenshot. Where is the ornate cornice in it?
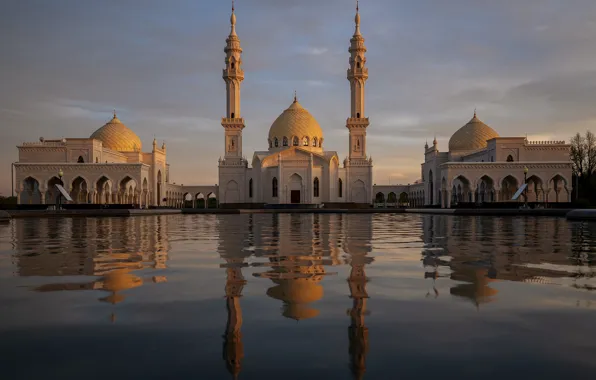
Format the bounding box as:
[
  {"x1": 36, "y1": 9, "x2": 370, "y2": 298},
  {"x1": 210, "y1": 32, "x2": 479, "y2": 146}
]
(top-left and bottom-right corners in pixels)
[
  {"x1": 440, "y1": 162, "x2": 571, "y2": 170},
  {"x1": 14, "y1": 163, "x2": 149, "y2": 171}
]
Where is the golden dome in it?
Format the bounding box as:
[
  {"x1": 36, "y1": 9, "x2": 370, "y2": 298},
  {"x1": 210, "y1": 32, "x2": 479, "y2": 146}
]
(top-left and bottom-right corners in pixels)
[
  {"x1": 267, "y1": 278, "x2": 324, "y2": 321},
  {"x1": 448, "y1": 112, "x2": 499, "y2": 152},
  {"x1": 268, "y1": 99, "x2": 324, "y2": 148},
  {"x1": 90, "y1": 113, "x2": 142, "y2": 152}
]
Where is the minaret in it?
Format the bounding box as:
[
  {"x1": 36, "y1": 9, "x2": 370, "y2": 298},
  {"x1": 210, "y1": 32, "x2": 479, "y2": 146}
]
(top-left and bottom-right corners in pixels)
[
  {"x1": 221, "y1": 1, "x2": 245, "y2": 162},
  {"x1": 346, "y1": 1, "x2": 370, "y2": 162}
]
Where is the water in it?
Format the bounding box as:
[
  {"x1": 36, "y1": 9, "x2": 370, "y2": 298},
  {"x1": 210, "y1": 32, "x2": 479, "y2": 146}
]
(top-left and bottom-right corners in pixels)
[{"x1": 0, "y1": 214, "x2": 595, "y2": 379}]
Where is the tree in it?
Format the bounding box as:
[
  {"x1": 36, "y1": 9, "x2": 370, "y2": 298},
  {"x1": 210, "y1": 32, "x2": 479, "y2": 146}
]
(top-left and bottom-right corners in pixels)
[
  {"x1": 570, "y1": 132, "x2": 585, "y2": 176},
  {"x1": 585, "y1": 130, "x2": 596, "y2": 177}
]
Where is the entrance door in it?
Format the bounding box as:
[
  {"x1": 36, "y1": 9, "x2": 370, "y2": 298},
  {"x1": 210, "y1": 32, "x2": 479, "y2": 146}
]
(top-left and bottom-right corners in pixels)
[{"x1": 291, "y1": 190, "x2": 301, "y2": 204}]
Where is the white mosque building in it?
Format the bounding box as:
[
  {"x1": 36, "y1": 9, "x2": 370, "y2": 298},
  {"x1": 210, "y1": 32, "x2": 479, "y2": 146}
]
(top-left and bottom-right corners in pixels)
[{"x1": 13, "y1": 4, "x2": 573, "y2": 209}]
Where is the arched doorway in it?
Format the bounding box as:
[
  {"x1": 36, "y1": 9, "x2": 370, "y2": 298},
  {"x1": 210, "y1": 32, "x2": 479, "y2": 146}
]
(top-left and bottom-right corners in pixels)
[
  {"x1": 288, "y1": 173, "x2": 302, "y2": 204},
  {"x1": 46, "y1": 177, "x2": 62, "y2": 205},
  {"x1": 225, "y1": 180, "x2": 240, "y2": 203},
  {"x1": 196, "y1": 193, "x2": 205, "y2": 208},
  {"x1": 71, "y1": 177, "x2": 89, "y2": 204},
  {"x1": 501, "y1": 175, "x2": 519, "y2": 202},
  {"x1": 21, "y1": 177, "x2": 41, "y2": 204},
  {"x1": 207, "y1": 192, "x2": 217, "y2": 208}
]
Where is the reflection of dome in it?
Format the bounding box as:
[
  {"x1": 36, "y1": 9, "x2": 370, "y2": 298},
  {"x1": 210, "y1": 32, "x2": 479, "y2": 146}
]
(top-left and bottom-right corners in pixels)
[
  {"x1": 450, "y1": 266, "x2": 498, "y2": 306},
  {"x1": 268, "y1": 99, "x2": 324, "y2": 149},
  {"x1": 90, "y1": 113, "x2": 142, "y2": 152},
  {"x1": 448, "y1": 113, "x2": 499, "y2": 152},
  {"x1": 267, "y1": 278, "x2": 324, "y2": 320}
]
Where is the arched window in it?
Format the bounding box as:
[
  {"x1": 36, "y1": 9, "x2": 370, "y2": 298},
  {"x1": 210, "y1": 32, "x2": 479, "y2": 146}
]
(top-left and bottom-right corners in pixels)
[
  {"x1": 231, "y1": 62, "x2": 235, "y2": 69},
  {"x1": 303, "y1": 136, "x2": 309, "y2": 146},
  {"x1": 338, "y1": 178, "x2": 343, "y2": 198},
  {"x1": 231, "y1": 112, "x2": 235, "y2": 118},
  {"x1": 95, "y1": 157, "x2": 98, "y2": 163},
  {"x1": 357, "y1": 62, "x2": 361, "y2": 69},
  {"x1": 314, "y1": 177, "x2": 320, "y2": 197},
  {"x1": 275, "y1": 138, "x2": 279, "y2": 147},
  {"x1": 77, "y1": 156, "x2": 84, "y2": 163},
  {"x1": 313, "y1": 137, "x2": 318, "y2": 147},
  {"x1": 319, "y1": 138, "x2": 323, "y2": 148},
  {"x1": 272, "y1": 177, "x2": 278, "y2": 198},
  {"x1": 293, "y1": 136, "x2": 299, "y2": 146},
  {"x1": 506, "y1": 155, "x2": 514, "y2": 162},
  {"x1": 357, "y1": 112, "x2": 360, "y2": 118},
  {"x1": 249, "y1": 178, "x2": 253, "y2": 198},
  {"x1": 283, "y1": 137, "x2": 288, "y2": 146}
]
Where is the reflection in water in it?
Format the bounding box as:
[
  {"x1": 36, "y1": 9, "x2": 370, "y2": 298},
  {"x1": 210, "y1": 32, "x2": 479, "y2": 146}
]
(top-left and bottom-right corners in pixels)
[
  {"x1": 3, "y1": 214, "x2": 596, "y2": 378},
  {"x1": 13, "y1": 217, "x2": 169, "y2": 320}
]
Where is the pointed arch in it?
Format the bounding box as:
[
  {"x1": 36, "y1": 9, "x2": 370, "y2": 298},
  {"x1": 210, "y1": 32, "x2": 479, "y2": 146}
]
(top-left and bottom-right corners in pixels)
[
  {"x1": 338, "y1": 178, "x2": 343, "y2": 198},
  {"x1": 77, "y1": 156, "x2": 84, "y2": 163},
  {"x1": 313, "y1": 177, "x2": 320, "y2": 198},
  {"x1": 21, "y1": 176, "x2": 42, "y2": 204},
  {"x1": 275, "y1": 137, "x2": 279, "y2": 147},
  {"x1": 282, "y1": 136, "x2": 288, "y2": 147},
  {"x1": 303, "y1": 136, "x2": 309, "y2": 146},
  {"x1": 312, "y1": 137, "x2": 318, "y2": 147},
  {"x1": 292, "y1": 136, "x2": 299, "y2": 146}
]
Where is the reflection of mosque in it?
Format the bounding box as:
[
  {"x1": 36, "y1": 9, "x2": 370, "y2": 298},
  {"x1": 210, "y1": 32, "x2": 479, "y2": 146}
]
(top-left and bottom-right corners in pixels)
[
  {"x1": 218, "y1": 213, "x2": 374, "y2": 380},
  {"x1": 14, "y1": 217, "x2": 169, "y2": 319},
  {"x1": 420, "y1": 215, "x2": 585, "y2": 307}
]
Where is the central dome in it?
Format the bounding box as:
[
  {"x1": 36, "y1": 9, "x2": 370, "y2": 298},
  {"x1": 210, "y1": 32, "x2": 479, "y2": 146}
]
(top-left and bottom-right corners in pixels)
[
  {"x1": 268, "y1": 100, "x2": 324, "y2": 149},
  {"x1": 90, "y1": 113, "x2": 142, "y2": 152},
  {"x1": 448, "y1": 112, "x2": 499, "y2": 152}
]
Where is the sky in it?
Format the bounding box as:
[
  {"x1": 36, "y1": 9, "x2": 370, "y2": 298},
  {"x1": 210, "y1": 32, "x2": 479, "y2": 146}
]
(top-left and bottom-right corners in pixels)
[{"x1": 2, "y1": 0, "x2": 596, "y2": 195}]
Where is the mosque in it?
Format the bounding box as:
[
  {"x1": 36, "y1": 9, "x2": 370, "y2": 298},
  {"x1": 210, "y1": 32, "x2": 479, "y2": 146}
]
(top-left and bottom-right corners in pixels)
[{"x1": 12, "y1": 4, "x2": 573, "y2": 209}]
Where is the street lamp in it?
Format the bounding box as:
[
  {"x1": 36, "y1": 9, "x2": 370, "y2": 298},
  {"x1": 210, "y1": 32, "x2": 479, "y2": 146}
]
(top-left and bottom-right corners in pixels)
[{"x1": 523, "y1": 166, "x2": 529, "y2": 209}]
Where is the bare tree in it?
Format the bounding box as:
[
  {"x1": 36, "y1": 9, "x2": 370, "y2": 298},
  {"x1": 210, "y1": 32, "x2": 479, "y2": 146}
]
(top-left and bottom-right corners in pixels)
[
  {"x1": 585, "y1": 130, "x2": 596, "y2": 177},
  {"x1": 570, "y1": 132, "x2": 585, "y2": 176}
]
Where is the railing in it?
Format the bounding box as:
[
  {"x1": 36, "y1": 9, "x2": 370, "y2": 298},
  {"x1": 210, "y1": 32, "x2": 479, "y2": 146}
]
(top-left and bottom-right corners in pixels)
[
  {"x1": 20, "y1": 142, "x2": 65, "y2": 147},
  {"x1": 525, "y1": 140, "x2": 566, "y2": 145}
]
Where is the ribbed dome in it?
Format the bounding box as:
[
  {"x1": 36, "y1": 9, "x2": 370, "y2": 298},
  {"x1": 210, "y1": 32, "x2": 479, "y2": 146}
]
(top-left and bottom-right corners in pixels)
[
  {"x1": 90, "y1": 114, "x2": 142, "y2": 152},
  {"x1": 448, "y1": 113, "x2": 499, "y2": 152},
  {"x1": 268, "y1": 100, "x2": 323, "y2": 149}
]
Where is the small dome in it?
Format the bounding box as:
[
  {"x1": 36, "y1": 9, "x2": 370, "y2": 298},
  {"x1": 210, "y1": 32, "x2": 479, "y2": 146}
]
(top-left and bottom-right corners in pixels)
[
  {"x1": 448, "y1": 112, "x2": 499, "y2": 152},
  {"x1": 91, "y1": 113, "x2": 142, "y2": 152},
  {"x1": 268, "y1": 99, "x2": 323, "y2": 149}
]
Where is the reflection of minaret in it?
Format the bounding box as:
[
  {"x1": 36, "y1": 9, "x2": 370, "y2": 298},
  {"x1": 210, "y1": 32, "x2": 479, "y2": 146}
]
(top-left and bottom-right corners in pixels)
[
  {"x1": 347, "y1": 254, "x2": 372, "y2": 380},
  {"x1": 223, "y1": 258, "x2": 246, "y2": 380}
]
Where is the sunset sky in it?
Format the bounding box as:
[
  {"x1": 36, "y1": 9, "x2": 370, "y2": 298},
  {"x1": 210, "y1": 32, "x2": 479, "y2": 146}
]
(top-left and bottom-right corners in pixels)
[{"x1": 2, "y1": 0, "x2": 595, "y2": 195}]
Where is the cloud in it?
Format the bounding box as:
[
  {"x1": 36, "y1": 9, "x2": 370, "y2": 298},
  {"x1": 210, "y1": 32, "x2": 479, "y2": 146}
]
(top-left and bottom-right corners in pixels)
[{"x1": 0, "y1": 0, "x2": 595, "y2": 191}]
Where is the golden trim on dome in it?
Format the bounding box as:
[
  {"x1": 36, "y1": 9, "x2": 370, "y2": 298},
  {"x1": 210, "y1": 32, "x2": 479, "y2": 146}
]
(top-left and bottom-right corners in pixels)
[
  {"x1": 268, "y1": 100, "x2": 324, "y2": 149},
  {"x1": 448, "y1": 112, "x2": 499, "y2": 152},
  {"x1": 90, "y1": 113, "x2": 143, "y2": 152}
]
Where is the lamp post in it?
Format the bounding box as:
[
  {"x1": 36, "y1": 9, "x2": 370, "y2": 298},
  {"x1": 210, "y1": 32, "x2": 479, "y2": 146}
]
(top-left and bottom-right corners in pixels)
[
  {"x1": 523, "y1": 166, "x2": 529, "y2": 209},
  {"x1": 57, "y1": 169, "x2": 64, "y2": 210}
]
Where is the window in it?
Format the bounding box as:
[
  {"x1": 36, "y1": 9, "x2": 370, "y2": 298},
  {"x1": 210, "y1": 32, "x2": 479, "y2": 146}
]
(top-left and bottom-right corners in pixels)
[
  {"x1": 314, "y1": 177, "x2": 320, "y2": 197},
  {"x1": 319, "y1": 138, "x2": 323, "y2": 147},
  {"x1": 95, "y1": 157, "x2": 98, "y2": 163},
  {"x1": 313, "y1": 137, "x2": 318, "y2": 147},
  {"x1": 293, "y1": 137, "x2": 299, "y2": 146},
  {"x1": 77, "y1": 156, "x2": 84, "y2": 163},
  {"x1": 249, "y1": 178, "x2": 253, "y2": 198},
  {"x1": 506, "y1": 155, "x2": 514, "y2": 162},
  {"x1": 272, "y1": 177, "x2": 278, "y2": 198},
  {"x1": 303, "y1": 137, "x2": 309, "y2": 146},
  {"x1": 231, "y1": 62, "x2": 235, "y2": 69},
  {"x1": 275, "y1": 138, "x2": 279, "y2": 147},
  {"x1": 231, "y1": 112, "x2": 235, "y2": 118},
  {"x1": 283, "y1": 137, "x2": 288, "y2": 146},
  {"x1": 356, "y1": 112, "x2": 360, "y2": 118},
  {"x1": 357, "y1": 62, "x2": 361, "y2": 69},
  {"x1": 338, "y1": 178, "x2": 343, "y2": 198}
]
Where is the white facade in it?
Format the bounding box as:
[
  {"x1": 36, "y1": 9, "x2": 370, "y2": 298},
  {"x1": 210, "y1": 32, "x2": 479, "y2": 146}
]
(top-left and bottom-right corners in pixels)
[
  {"x1": 373, "y1": 112, "x2": 573, "y2": 208},
  {"x1": 217, "y1": 6, "x2": 373, "y2": 206}
]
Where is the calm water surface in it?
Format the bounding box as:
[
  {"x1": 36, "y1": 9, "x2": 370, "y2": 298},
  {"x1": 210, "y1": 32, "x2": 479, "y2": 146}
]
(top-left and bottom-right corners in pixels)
[{"x1": 1, "y1": 214, "x2": 595, "y2": 379}]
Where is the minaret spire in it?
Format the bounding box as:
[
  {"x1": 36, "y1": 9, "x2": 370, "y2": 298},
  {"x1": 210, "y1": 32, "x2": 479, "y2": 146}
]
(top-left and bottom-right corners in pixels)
[
  {"x1": 346, "y1": 0, "x2": 370, "y2": 162},
  {"x1": 221, "y1": 1, "x2": 245, "y2": 163}
]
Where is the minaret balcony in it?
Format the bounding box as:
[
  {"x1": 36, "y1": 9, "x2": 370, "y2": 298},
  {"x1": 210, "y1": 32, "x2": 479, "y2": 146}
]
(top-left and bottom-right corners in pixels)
[
  {"x1": 222, "y1": 69, "x2": 244, "y2": 80},
  {"x1": 346, "y1": 117, "x2": 370, "y2": 125},
  {"x1": 221, "y1": 118, "x2": 246, "y2": 128}
]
